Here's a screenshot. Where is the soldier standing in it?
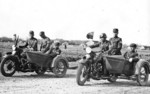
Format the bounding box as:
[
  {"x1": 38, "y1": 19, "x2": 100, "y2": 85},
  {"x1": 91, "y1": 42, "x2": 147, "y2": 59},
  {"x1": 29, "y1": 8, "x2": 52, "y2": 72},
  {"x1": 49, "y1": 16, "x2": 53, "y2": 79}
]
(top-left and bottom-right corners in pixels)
[
  {"x1": 109, "y1": 28, "x2": 122, "y2": 55},
  {"x1": 39, "y1": 31, "x2": 52, "y2": 53}
]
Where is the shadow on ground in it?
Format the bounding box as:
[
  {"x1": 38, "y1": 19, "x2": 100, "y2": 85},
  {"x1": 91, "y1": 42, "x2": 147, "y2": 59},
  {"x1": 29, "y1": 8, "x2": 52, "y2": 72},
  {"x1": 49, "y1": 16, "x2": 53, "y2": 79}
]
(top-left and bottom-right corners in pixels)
[
  {"x1": 10, "y1": 73, "x2": 76, "y2": 79},
  {"x1": 84, "y1": 80, "x2": 150, "y2": 87}
]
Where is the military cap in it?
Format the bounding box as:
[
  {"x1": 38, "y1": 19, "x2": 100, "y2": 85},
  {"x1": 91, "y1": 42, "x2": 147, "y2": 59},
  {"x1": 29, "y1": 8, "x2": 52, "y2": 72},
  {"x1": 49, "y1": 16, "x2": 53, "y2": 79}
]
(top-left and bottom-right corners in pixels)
[
  {"x1": 29, "y1": 30, "x2": 34, "y2": 34},
  {"x1": 100, "y1": 33, "x2": 107, "y2": 38},
  {"x1": 130, "y1": 43, "x2": 137, "y2": 48},
  {"x1": 39, "y1": 31, "x2": 45, "y2": 36},
  {"x1": 113, "y1": 28, "x2": 119, "y2": 33},
  {"x1": 86, "y1": 32, "x2": 94, "y2": 39}
]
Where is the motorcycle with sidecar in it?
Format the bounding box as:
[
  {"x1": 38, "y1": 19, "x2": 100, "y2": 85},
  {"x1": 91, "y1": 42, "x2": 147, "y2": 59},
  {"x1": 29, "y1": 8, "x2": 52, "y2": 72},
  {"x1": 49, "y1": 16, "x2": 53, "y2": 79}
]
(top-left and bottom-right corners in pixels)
[
  {"x1": 76, "y1": 47, "x2": 150, "y2": 86},
  {"x1": 0, "y1": 37, "x2": 68, "y2": 77}
]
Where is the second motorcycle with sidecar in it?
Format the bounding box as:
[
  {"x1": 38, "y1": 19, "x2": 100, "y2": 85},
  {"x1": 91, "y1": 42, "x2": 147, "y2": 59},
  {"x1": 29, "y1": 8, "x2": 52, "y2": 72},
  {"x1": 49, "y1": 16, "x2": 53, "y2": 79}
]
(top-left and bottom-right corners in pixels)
[{"x1": 76, "y1": 47, "x2": 150, "y2": 86}]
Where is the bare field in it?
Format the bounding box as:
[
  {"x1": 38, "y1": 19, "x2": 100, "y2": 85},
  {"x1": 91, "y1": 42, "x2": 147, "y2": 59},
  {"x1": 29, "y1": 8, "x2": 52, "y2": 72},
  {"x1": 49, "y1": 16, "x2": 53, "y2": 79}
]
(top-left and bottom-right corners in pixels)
[{"x1": 1, "y1": 70, "x2": 150, "y2": 94}]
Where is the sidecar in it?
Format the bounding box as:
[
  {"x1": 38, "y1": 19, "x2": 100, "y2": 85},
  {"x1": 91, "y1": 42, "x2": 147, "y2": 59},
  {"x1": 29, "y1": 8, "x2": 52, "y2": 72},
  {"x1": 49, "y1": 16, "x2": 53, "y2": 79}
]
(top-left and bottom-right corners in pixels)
[
  {"x1": 103, "y1": 55, "x2": 150, "y2": 86},
  {"x1": 26, "y1": 51, "x2": 69, "y2": 77}
]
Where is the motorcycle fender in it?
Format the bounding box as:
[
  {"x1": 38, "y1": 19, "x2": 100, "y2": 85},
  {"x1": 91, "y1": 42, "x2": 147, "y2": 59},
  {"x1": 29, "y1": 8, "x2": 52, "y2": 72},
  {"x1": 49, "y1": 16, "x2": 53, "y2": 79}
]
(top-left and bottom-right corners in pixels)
[
  {"x1": 78, "y1": 59, "x2": 88, "y2": 64},
  {"x1": 78, "y1": 54, "x2": 90, "y2": 64},
  {"x1": 136, "y1": 59, "x2": 150, "y2": 74},
  {"x1": 51, "y1": 55, "x2": 69, "y2": 68}
]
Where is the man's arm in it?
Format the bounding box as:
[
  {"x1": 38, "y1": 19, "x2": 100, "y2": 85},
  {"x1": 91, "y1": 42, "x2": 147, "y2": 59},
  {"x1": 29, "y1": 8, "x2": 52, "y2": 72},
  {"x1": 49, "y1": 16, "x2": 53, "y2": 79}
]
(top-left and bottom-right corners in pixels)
[
  {"x1": 33, "y1": 39, "x2": 38, "y2": 51},
  {"x1": 45, "y1": 46, "x2": 53, "y2": 54},
  {"x1": 123, "y1": 52, "x2": 128, "y2": 59},
  {"x1": 118, "y1": 38, "x2": 122, "y2": 50},
  {"x1": 39, "y1": 41, "x2": 43, "y2": 51},
  {"x1": 19, "y1": 40, "x2": 28, "y2": 48},
  {"x1": 90, "y1": 43, "x2": 99, "y2": 48},
  {"x1": 43, "y1": 38, "x2": 51, "y2": 53}
]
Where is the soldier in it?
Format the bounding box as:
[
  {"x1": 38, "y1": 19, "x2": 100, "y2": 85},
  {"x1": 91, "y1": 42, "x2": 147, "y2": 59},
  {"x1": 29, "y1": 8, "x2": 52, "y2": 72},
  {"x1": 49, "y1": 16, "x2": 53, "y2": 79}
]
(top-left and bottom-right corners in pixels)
[
  {"x1": 39, "y1": 31, "x2": 52, "y2": 53},
  {"x1": 89, "y1": 33, "x2": 110, "y2": 77},
  {"x1": 19, "y1": 31, "x2": 38, "y2": 51},
  {"x1": 90, "y1": 33, "x2": 109, "y2": 52},
  {"x1": 124, "y1": 43, "x2": 138, "y2": 60},
  {"x1": 45, "y1": 40, "x2": 61, "y2": 57},
  {"x1": 123, "y1": 43, "x2": 139, "y2": 78},
  {"x1": 109, "y1": 28, "x2": 122, "y2": 55}
]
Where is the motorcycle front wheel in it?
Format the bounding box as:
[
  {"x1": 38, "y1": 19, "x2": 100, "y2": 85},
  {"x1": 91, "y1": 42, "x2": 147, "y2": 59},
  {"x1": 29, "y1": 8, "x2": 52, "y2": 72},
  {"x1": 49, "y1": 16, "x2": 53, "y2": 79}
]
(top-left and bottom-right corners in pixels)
[
  {"x1": 0, "y1": 57, "x2": 16, "y2": 77},
  {"x1": 76, "y1": 63, "x2": 88, "y2": 86}
]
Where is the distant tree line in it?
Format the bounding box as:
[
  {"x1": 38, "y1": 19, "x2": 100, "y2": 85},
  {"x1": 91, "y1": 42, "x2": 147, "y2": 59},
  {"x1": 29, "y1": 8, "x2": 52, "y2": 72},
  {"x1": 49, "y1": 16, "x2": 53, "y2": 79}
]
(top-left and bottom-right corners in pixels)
[
  {"x1": 0, "y1": 37, "x2": 133, "y2": 49},
  {"x1": 0, "y1": 37, "x2": 13, "y2": 42}
]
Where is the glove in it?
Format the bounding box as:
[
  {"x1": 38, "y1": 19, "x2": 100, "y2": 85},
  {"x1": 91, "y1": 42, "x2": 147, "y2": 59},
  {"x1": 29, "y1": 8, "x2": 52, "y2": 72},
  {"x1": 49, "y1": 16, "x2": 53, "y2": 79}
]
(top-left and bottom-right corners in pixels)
[{"x1": 129, "y1": 58, "x2": 133, "y2": 62}]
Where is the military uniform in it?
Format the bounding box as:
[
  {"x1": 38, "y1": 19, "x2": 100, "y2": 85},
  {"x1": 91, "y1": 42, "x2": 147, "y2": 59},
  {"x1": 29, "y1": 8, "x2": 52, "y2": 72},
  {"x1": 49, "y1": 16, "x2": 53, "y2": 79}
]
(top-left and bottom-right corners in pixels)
[
  {"x1": 124, "y1": 43, "x2": 140, "y2": 75},
  {"x1": 20, "y1": 37, "x2": 38, "y2": 51},
  {"x1": 40, "y1": 37, "x2": 52, "y2": 53},
  {"x1": 46, "y1": 46, "x2": 61, "y2": 57},
  {"x1": 90, "y1": 40, "x2": 110, "y2": 52},
  {"x1": 109, "y1": 36, "x2": 122, "y2": 55},
  {"x1": 124, "y1": 51, "x2": 138, "y2": 59}
]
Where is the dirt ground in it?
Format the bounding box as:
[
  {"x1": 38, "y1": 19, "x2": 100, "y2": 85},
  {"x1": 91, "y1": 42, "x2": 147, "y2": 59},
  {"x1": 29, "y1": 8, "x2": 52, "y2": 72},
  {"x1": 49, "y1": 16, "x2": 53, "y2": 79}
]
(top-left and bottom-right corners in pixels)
[{"x1": 0, "y1": 69, "x2": 150, "y2": 94}]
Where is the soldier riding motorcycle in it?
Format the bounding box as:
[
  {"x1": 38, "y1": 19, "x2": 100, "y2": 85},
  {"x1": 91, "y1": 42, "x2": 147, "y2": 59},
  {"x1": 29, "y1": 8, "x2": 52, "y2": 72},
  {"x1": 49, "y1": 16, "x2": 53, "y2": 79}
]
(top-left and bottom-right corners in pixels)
[
  {"x1": 76, "y1": 34, "x2": 150, "y2": 86},
  {"x1": 0, "y1": 36, "x2": 43, "y2": 77},
  {"x1": 76, "y1": 33, "x2": 112, "y2": 85}
]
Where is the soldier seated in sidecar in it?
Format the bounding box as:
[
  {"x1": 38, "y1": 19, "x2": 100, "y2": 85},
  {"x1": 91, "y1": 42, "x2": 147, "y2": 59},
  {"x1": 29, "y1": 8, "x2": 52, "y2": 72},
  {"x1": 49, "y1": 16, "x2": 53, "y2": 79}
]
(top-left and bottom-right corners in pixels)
[{"x1": 123, "y1": 43, "x2": 139, "y2": 78}]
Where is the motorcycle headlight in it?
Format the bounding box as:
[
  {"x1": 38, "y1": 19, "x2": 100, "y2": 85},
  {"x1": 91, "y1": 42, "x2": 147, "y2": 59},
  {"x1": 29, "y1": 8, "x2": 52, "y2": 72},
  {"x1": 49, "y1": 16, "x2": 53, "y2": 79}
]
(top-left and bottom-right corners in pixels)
[
  {"x1": 12, "y1": 45, "x2": 16, "y2": 51},
  {"x1": 86, "y1": 47, "x2": 92, "y2": 54}
]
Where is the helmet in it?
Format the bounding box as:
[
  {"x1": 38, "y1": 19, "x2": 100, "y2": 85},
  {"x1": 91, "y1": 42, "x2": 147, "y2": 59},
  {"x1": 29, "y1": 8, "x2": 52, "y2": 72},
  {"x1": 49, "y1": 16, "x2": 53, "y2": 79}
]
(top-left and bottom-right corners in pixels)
[
  {"x1": 86, "y1": 32, "x2": 94, "y2": 39},
  {"x1": 100, "y1": 33, "x2": 107, "y2": 38},
  {"x1": 130, "y1": 43, "x2": 137, "y2": 48}
]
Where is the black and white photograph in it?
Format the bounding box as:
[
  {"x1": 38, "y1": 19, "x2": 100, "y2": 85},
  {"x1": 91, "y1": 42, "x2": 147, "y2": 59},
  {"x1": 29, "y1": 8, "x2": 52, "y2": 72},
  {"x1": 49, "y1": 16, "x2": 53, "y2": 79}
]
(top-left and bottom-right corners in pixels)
[{"x1": 0, "y1": 0, "x2": 150, "y2": 94}]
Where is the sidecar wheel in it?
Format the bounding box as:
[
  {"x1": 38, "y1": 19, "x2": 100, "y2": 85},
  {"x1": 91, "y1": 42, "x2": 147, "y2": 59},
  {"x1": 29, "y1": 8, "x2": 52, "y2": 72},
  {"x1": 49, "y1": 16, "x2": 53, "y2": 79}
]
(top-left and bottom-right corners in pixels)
[
  {"x1": 137, "y1": 62, "x2": 149, "y2": 86},
  {"x1": 0, "y1": 57, "x2": 16, "y2": 77},
  {"x1": 53, "y1": 59, "x2": 67, "y2": 78}
]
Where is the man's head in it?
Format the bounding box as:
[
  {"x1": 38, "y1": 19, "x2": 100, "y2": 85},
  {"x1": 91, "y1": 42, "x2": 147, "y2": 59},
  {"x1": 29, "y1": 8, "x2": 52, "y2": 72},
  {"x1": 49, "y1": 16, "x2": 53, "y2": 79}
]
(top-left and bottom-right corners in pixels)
[
  {"x1": 39, "y1": 31, "x2": 46, "y2": 39},
  {"x1": 86, "y1": 32, "x2": 94, "y2": 39},
  {"x1": 113, "y1": 28, "x2": 119, "y2": 37},
  {"x1": 29, "y1": 31, "x2": 34, "y2": 38},
  {"x1": 130, "y1": 43, "x2": 137, "y2": 51},
  {"x1": 100, "y1": 33, "x2": 107, "y2": 42},
  {"x1": 53, "y1": 40, "x2": 60, "y2": 48}
]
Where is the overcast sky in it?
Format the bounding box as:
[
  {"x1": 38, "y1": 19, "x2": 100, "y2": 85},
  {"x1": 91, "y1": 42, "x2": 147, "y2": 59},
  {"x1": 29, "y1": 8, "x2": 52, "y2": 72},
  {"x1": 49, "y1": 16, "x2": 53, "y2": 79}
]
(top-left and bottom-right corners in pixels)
[{"x1": 0, "y1": 0, "x2": 149, "y2": 45}]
